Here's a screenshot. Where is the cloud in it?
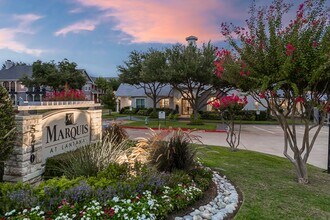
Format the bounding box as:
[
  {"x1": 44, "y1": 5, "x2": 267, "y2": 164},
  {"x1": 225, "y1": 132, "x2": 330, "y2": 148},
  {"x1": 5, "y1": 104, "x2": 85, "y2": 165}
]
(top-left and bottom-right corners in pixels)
[
  {"x1": 0, "y1": 29, "x2": 43, "y2": 56},
  {"x1": 0, "y1": 14, "x2": 44, "y2": 56},
  {"x1": 74, "y1": 0, "x2": 244, "y2": 44},
  {"x1": 55, "y1": 20, "x2": 99, "y2": 36},
  {"x1": 69, "y1": 8, "x2": 84, "y2": 14},
  {"x1": 13, "y1": 13, "x2": 43, "y2": 25}
]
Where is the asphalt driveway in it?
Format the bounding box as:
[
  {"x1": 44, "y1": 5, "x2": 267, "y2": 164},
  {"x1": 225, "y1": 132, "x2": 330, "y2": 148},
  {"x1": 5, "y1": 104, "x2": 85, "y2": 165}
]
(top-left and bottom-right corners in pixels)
[{"x1": 125, "y1": 124, "x2": 329, "y2": 169}]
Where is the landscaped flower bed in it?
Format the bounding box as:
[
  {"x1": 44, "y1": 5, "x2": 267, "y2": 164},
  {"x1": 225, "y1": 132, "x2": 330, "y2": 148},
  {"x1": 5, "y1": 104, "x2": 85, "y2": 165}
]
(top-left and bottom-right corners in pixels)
[{"x1": 0, "y1": 126, "x2": 213, "y2": 219}]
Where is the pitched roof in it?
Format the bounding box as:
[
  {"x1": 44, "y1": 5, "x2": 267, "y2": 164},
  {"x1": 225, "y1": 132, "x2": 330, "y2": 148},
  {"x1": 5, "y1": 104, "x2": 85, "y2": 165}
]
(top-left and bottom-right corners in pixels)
[
  {"x1": 0, "y1": 65, "x2": 32, "y2": 80},
  {"x1": 116, "y1": 83, "x2": 173, "y2": 97}
]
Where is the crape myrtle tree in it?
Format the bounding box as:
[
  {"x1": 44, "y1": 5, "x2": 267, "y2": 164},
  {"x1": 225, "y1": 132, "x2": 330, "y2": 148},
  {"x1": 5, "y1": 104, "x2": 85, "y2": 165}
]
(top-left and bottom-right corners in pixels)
[
  {"x1": 211, "y1": 94, "x2": 248, "y2": 151},
  {"x1": 20, "y1": 59, "x2": 86, "y2": 91},
  {"x1": 166, "y1": 43, "x2": 229, "y2": 121},
  {"x1": 217, "y1": 0, "x2": 330, "y2": 183},
  {"x1": 118, "y1": 49, "x2": 170, "y2": 114}
]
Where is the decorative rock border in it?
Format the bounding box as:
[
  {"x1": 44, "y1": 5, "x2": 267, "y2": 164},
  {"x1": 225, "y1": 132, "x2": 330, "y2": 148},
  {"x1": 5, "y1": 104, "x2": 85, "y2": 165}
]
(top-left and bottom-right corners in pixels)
[{"x1": 175, "y1": 170, "x2": 240, "y2": 220}]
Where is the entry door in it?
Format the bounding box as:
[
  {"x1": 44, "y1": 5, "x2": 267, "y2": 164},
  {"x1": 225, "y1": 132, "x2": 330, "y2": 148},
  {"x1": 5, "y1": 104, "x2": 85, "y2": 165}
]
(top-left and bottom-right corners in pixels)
[{"x1": 182, "y1": 99, "x2": 192, "y2": 115}]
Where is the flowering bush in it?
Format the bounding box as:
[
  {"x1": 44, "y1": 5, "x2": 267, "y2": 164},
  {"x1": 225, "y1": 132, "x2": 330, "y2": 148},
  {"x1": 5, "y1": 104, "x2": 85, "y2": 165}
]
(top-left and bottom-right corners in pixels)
[
  {"x1": 45, "y1": 89, "x2": 86, "y2": 101},
  {"x1": 1, "y1": 182, "x2": 204, "y2": 220},
  {"x1": 0, "y1": 163, "x2": 211, "y2": 219}
]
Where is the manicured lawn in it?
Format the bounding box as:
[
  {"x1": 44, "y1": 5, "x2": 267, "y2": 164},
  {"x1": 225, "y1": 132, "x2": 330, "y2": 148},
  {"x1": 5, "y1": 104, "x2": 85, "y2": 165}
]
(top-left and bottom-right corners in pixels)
[
  {"x1": 126, "y1": 120, "x2": 218, "y2": 130},
  {"x1": 199, "y1": 145, "x2": 330, "y2": 219}
]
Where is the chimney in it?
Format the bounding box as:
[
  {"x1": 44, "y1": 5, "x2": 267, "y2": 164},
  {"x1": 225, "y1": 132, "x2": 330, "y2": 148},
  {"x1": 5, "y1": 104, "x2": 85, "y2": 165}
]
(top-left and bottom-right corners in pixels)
[
  {"x1": 185, "y1": 35, "x2": 198, "y2": 46},
  {"x1": 5, "y1": 60, "x2": 14, "y2": 69}
]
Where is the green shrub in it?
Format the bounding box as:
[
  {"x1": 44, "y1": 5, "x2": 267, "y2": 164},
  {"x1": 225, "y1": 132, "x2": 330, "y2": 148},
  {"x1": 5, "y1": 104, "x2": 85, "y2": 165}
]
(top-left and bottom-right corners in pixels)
[
  {"x1": 168, "y1": 113, "x2": 173, "y2": 120},
  {"x1": 0, "y1": 86, "x2": 16, "y2": 162},
  {"x1": 123, "y1": 109, "x2": 133, "y2": 114},
  {"x1": 119, "y1": 106, "x2": 130, "y2": 114},
  {"x1": 201, "y1": 111, "x2": 219, "y2": 120},
  {"x1": 173, "y1": 114, "x2": 179, "y2": 121},
  {"x1": 137, "y1": 109, "x2": 149, "y2": 116},
  {"x1": 97, "y1": 162, "x2": 130, "y2": 180},
  {"x1": 188, "y1": 168, "x2": 213, "y2": 191},
  {"x1": 201, "y1": 110, "x2": 270, "y2": 121},
  {"x1": 149, "y1": 111, "x2": 158, "y2": 118},
  {"x1": 190, "y1": 113, "x2": 201, "y2": 121}
]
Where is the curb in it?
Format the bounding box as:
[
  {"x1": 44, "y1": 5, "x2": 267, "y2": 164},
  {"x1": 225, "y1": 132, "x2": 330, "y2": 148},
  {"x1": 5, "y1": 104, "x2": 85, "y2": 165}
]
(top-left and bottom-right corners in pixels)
[{"x1": 120, "y1": 125, "x2": 227, "y2": 133}]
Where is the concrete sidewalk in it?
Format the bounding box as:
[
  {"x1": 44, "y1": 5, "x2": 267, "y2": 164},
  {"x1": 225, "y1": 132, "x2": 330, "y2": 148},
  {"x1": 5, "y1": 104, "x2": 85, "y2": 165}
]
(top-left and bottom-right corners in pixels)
[{"x1": 125, "y1": 125, "x2": 329, "y2": 169}]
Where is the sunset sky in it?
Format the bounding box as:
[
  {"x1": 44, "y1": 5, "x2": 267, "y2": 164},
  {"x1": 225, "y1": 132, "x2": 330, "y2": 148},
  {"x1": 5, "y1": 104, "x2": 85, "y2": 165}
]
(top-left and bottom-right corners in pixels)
[{"x1": 0, "y1": 0, "x2": 310, "y2": 77}]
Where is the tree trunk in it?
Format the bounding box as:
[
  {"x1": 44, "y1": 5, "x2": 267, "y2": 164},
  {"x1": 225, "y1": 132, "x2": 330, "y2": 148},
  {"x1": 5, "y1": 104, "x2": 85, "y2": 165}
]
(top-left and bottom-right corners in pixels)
[
  {"x1": 294, "y1": 156, "x2": 308, "y2": 184},
  {"x1": 153, "y1": 97, "x2": 157, "y2": 114},
  {"x1": 282, "y1": 122, "x2": 309, "y2": 184},
  {"x1": 193, "y1": 108, "x2": 198, "y2": 121}
]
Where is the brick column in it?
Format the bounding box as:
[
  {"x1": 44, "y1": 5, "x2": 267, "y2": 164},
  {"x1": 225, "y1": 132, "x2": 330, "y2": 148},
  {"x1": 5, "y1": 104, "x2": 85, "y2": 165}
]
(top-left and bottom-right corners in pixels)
[{"x1": 3, "y1": 114, "x2": 43, "y2": 184}]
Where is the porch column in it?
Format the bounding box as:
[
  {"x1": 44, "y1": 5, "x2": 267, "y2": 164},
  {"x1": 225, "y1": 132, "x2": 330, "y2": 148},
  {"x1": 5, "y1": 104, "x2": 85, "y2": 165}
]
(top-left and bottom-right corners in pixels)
[
  {"x1": 116, "y1": 99, "x2": 119, "y2": 112},
  {"x1": 14, "y1": 94, "x2": 17, "y2": 105},
  {"x1": 32, "y1": 94, "x2": 35, "y2": 102},
  {"x1": 14, "y1": 81, "x2": 17, "y2": 92},
  {"x1": 25, "y1": 94, "x2": 28, "y2": 101},
  {"x1": 39, "y1": 94, "x2": 42, "y2": 102}
]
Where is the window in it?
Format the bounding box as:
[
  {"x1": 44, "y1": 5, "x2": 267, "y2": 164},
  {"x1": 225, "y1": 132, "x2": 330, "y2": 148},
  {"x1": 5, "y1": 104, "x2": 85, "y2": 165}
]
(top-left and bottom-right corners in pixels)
[
  {"x1": 136, "y1": 98, "x2": 145, "y2": 108},
  {"x1": 160, "y1": 98, "x2": 170, "y2": 108},
  {"x1": 207, "y1": 97, "x2": 217, "y2": 111}
]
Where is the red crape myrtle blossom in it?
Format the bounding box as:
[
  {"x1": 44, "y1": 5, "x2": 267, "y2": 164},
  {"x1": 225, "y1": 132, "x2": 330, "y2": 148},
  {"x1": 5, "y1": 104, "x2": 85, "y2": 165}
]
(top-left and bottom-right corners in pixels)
[
  {"x1": 286, "y1": 43, "x2": 296, "y2": 56},
  {"x1": 214, "y1": 48, "x2": 232, "y2": 78},
  {"x1": 45, "y1": 89, "x2": 86, "y2": 101},
  {"x1": 211, "y1": 94, "x2": 247, "y2": 111}
]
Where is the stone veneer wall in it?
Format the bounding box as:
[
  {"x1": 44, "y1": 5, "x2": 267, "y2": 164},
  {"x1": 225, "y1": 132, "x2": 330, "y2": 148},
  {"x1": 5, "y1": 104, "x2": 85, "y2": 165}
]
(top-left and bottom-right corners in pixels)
[{"x1": 3, "y1": 108, "x2": 102, "y2": 184}]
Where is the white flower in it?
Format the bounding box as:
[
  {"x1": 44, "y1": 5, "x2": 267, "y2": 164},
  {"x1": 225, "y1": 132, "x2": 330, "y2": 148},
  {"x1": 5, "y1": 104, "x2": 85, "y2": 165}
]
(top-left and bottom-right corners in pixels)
[
  {"x1": 112, "y1": 196, "x2": 119, "y2": 202},
  {"x1": 147, "y1": 200, "x2": 154, "y2": 207}
]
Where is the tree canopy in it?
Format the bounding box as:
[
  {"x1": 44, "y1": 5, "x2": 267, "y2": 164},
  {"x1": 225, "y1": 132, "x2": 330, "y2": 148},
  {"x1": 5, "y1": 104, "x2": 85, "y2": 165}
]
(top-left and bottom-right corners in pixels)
[
  {"x1": 95, "y1": 77, "x2": 118, "y2": 113},
  {"x1": 165, "y1": 43, "x2": 228, "y2": 120},
  {"x1": 118, "y1": 49, "x2": 170, "y2": 113},
  {"x1": 20, "y1": 59, "x2": 86, "y2": 90}
]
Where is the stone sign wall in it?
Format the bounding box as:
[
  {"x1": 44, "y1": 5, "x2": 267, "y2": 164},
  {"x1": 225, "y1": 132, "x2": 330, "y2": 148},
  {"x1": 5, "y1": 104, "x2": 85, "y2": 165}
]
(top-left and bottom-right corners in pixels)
[
  {"x1": 3, "y1": 106, "x2": 102, "y2": 184},
  {"x1": 42, "y1": 110, "x2": 91, "y2": 164}
]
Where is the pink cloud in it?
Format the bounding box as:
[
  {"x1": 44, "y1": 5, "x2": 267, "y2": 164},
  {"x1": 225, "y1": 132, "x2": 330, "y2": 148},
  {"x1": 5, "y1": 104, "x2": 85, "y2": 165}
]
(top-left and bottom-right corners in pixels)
[
  {"x1": 55, "y1": 20, "x2": 99, "y2": 36},
  {"x1": 74, "y1": 0, "x2": 240, "y2": 43}
]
